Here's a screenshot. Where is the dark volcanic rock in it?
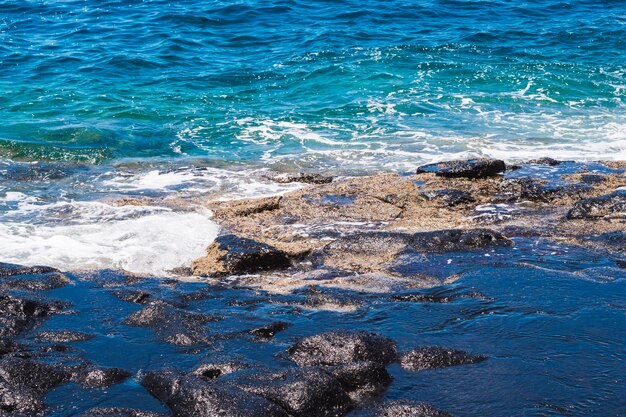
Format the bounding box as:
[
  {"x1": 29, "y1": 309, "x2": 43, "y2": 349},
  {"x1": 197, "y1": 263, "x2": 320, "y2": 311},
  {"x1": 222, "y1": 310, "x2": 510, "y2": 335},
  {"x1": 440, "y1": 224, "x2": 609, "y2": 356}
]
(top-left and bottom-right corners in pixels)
[
  {"x1": 0, "y1": 358, "x2": 72, "y2": 413},
  {"x1": 0, "y1": 263, "x2": 58, "y2": 278},
  {"x1": 579, "y1": 174, "x2": 605, "y2": 184},
  {"x1": 274, "y1": 172, "x2": 333, "y2": 185},
  {"x1": 0, "y1": 271, "x2": 70, "y2": 291},
  {"x1": 399, "y1": 347, "x2": 487, "y2": 371},
  {"x1": 368, "y1": 400, "x2": 453, "y2": 417},
  {"x1": 110, "y1": 289, "x2": 152, "y2": 304},
  {"x1": 422, "y1": 189, "x2": 475, "y2": 206},
  {"x1": 125, "y1": 303, "x2": 219, "y2": 346},
  {"x1": 235, "y1": 367, "x2": 352, "y2": 416},
  {"x1": 36, "y1": 330, "x2": 94, "y2": 343},
  {"x1": 142, "y1": 369, "x2": 289, "y2": 417},
  {"x1": 410, "y1": 229, "x2": 513, "y2": 252},
  {"x1": 0, "y1": 295, "x2": 62, "y2": 337},
  {"x1": 192, "y1": 361, "x2": 249, "y2": 381},
  {"x1": 78, "y1": 408, "x2": 166, "y2": 417},
  {"x1": 74, "y1": 367, "x2": 132, "y2": 389},
  {"x1": 327, "y1": 361, "x2": 392, "y2": 400},
  {"x1": 192, "y1": 234, "x2": 291, "y2": 277},
  {"x1": 248, "y1": 321, "x2": 291, "y2": 339},
  {"x1": 416, "y1": 159, "x2": 506, "y2": 179},
  {"x1": 499, "y1": 178, "x2": 590, "y2": 203},
  {"x1": 527, "y1": 157, "x2": 561, "y2": 166},
  {"x1": 287, "y1": 331, "x2": 397, "y2": 367},
  {"x1": 567, "y1": 190, "x2": 626, "y2": 219}
]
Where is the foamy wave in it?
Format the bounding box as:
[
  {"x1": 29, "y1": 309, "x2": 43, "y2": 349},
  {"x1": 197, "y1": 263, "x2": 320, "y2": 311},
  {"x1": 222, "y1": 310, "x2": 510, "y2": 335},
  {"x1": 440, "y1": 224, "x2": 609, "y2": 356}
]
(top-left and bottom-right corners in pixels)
[{"x1": 0, "y1": 205, "x2": 218, "y2": 276}]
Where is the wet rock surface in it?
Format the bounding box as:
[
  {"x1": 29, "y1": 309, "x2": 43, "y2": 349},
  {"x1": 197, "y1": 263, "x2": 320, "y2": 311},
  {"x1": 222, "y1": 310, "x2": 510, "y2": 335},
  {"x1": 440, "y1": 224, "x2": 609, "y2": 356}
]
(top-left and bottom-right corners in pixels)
[
  {"x1": 0, "y1": 160, "x2": 625, "y2": 416},
  {"x1": 416, "y1": 158, "x2": 506, "y2": 179},
  {"x1": 192, "y1": 234, "x2": 292, "y2": 277},
  {"x1": 567, "y1": 190, "x2": 626, "y2": 219},
  {"x1": 399, "y1": 347, "x2": 487, "y2": 371}
]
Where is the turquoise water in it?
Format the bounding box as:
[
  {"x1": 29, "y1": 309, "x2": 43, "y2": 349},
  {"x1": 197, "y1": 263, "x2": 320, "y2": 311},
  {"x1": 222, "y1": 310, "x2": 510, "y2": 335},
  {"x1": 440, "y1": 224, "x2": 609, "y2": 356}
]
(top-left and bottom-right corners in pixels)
[
  {"x1": 1, "y1": 0, "x2": 626, "y2": 272},
  {"x1": 1, "y1": 0, "x2": 625, "y2": 169}
]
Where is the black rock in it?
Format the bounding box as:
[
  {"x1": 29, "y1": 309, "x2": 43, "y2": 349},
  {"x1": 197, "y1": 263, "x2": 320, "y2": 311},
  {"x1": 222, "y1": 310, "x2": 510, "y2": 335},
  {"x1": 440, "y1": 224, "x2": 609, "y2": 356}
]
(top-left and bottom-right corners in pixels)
[
  {"x1": 566, "y1": 190, "x2": 626, "y2": 219},
  {"x1": 0, "y1": 262, "x2": 58, "y2": 278},
  {"x1": 410, "y1": 229, "x2": 513, "y2": 252},
  {"x1": 248, "y1": 322, "x2": 291, "y2": 339},
  {"x1": 0, "y1": 271, "x2": 70, "y2": 291},
  {"x1": 36, "y1": 330, "x2": 94, "y2": 343},
  {"x1": 274, "y1": 173, "x2": 333, "y2": 185},
  {"x1": 74, "y1": 367, "x2": 132, "y2": 389},
  {"x1": 110, "y1": 290, "x2": 152, "y2": 304},
  {"x1": 78, "y1": 408, "x2": 166, "y2": 417},
  {"x1": 422, "y1": 189, "x2": 475, "y2": 206},
  {"x1": 368, "y1": 400, "x2": 454, "y2": 417},
  {"x1": 416, "y1": 159, "x2": 506, "y2": 179},
  {"x1": 499, "y1": 178, "x2": 590, "y2": 203},
  {"x1": 192, "y1": 361, "x2": 249, "y2": 381},
  {"x1": 142, "y1": 369, "x2": 289, "y2": 417},
  {"x1": 527, "y1": 157, "x2": 561, "y2": 166},
  {"x1": 327, "y1": 361, "x2": 392, "y2": 399},
  {"x1": 287, "y1": 331, "x2": 397, "y2": 367},
  {"x1": 125, "y1": 303, "x2": 219, "y2": 346},
  {"x1": 0, "y1": 378, "x2": 45, "y2": 414},
  {"x1": 234, "y1": 367, "x2": 352, "y2": 416},
  {"x1": 192, "y1": 234, "x2": 291, "y2": 277},
  {"x1": 399, "y1": 347, "x2": 487, "y2": 371},
  {"x1": 0, "y1": 295, "x2": 62, "y2": 337}
]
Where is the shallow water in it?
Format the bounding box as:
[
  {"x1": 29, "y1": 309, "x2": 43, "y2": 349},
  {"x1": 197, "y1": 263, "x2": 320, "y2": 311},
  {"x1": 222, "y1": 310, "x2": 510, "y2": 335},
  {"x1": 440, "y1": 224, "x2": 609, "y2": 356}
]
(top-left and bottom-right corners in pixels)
[{"x1": 10, "y1": 237, "x2": 624, "y2": 416}]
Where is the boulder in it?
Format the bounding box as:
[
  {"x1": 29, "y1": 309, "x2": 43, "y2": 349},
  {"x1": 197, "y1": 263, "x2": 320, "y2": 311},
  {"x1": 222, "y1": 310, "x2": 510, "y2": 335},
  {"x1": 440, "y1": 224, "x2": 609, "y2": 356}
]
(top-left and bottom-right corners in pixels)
[
  {"x1": 287, "y1": 331, "x2": 397, "y2": 367},
  {"x1": 73, "y1": 366, "x2": 132, "y2": 389},
  {"x1": 399, "y1": 347, "x2": 487, "y2": 371},
  {"x1": 234, "y1": 367, "x2": 352, "y2": 416},
  {"x1": 142, "y1": 369, "x2": 289, "y2": 417},
  {"x1": 499, "y1": 178, "x2": 590, "y2": 203},
  {"x1": 248, "y1": 321, "x2": 291, "y2": 339},
  {"x1": 125, "y1": 303, "x2": 219, "y2": 346},
  {"x1": 422, "y1": 189, "x2": 475, "y2": 206},
  {"x1": 192, "y1": 234, "x2": 291, "y2": 277},
  {"x1": 36, "y1": 330, "x2": 94, "y2": 343},
  {"x1": 416, "y1": 159, "x2": 505, "y2": 179},
  {"x1": 0, "y1": 295, "x2": 62, "y2": 337}
]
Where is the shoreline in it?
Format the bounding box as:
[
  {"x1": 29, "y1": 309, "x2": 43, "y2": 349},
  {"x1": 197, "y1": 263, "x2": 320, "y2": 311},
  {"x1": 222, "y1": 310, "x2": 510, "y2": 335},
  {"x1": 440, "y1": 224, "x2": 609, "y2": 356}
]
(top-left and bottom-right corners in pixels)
[{"x1": 0, "y1": 158, "x2": 624, "y2": 416}]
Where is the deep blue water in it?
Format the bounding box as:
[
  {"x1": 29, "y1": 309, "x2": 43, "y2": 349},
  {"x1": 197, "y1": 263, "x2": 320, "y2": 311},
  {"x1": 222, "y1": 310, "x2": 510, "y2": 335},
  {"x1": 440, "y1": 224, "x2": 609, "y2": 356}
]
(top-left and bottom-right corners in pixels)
[{"x1": 1, "y1": 0, "x2": 625, "y2": 169}]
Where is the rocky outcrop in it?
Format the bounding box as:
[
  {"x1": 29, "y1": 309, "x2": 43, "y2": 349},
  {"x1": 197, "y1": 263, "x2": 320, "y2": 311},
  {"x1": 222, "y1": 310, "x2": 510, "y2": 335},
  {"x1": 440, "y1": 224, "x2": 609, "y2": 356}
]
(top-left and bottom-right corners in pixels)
[
  {"x1": 416, "y1": 159, "x2": 506, "y2": 179},
  {"x1": 192, "y1": 234, "x2": 291, "y2": 277}
]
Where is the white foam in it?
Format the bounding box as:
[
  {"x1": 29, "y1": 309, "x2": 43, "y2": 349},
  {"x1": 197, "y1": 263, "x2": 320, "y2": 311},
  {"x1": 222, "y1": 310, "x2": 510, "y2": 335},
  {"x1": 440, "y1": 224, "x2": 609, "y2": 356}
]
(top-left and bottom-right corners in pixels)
[{"x1": 0, "y1": 205, "x2": 219, "y2": 276}]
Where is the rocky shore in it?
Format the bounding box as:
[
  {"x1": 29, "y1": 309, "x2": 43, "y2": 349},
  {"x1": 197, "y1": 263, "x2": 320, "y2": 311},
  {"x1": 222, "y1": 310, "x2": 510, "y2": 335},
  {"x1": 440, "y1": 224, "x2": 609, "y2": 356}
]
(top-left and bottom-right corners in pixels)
[{"x1": 1, "y1": 159, "x2": 624, "y2": 416}]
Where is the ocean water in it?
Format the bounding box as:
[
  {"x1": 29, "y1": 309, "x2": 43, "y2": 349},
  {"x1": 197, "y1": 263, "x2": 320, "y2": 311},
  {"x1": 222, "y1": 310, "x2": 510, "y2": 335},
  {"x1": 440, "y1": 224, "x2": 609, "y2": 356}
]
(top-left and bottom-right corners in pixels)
[{"x1": 0, "y1": 1, "x2": 625, "y2": 265}]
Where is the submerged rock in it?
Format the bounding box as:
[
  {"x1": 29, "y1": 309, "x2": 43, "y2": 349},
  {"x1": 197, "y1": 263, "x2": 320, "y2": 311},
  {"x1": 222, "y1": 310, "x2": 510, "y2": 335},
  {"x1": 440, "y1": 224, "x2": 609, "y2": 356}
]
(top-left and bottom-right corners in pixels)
[
  {"x1": 234, "y1": 367, "x2": 352, "y2": 416},
  {"x1": 192, "y1": 234, "x2": 291, "y2": 277},
  {"x1": 327, "y1": 361, "x2": 392, "y2": 400},
  {"x1": 416, "y1": 159, "x2": 506, "y2": 179},
  {"x1": 142, "y1": 369, "x2": 289, "y2": 417},
  {"x1": 399, "y1": 347, "x2": 487, "y2": 371},
  {"x1": 567, "y1": 190, "x2": 626, "y2": 219},
  {"x1": 287, "y1": 330, "x2": 397, "y2": 367},
  {"x1": 36, "y1": 330, "x2": 94, "y2": 343},
  {"x1": 125, "y1": 303, "x2": 219, "y2": 345},
  {"x1": 248, "y1": 321, "x2": 291, "y2": 339},
  {"x1": 368, "y1": 400, "x2": 454, "y2": 417}
]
